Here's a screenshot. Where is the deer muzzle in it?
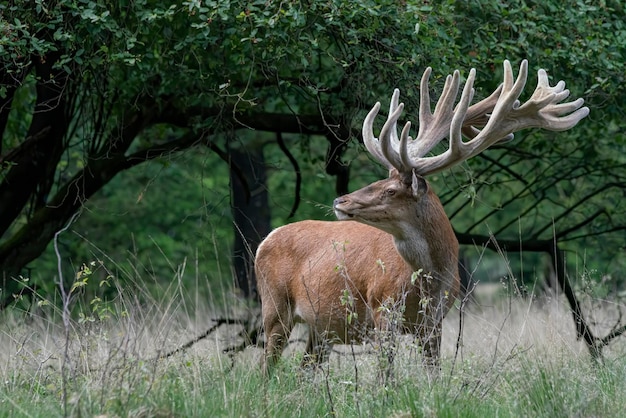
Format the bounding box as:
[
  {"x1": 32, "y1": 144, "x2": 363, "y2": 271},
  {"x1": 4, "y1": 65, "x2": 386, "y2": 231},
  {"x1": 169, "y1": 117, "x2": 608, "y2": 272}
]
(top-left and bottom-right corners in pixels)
[{"x1": 333, "y1": 196, "x2": 354, "y2": 220}]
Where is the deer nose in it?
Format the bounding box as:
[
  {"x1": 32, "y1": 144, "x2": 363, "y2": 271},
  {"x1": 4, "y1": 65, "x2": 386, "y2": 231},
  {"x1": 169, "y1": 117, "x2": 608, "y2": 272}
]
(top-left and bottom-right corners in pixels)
[{"x1": 333, "y1": 197, "x2": 347, "y2": 207}]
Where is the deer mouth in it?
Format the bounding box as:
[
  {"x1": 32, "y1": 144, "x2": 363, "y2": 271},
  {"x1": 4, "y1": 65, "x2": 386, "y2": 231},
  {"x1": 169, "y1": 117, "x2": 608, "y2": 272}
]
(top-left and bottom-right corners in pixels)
[
  {"x1": 333, "y1": 207, "x2": 354, "y2": 220},
  {"x1": 333, "y1": 197, "x2": 355, "y2": 220}
]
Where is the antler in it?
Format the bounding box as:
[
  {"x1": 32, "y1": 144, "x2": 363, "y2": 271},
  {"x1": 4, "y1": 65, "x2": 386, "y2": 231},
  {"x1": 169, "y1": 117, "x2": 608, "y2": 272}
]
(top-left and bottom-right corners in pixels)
[{"x1": 363, "y1": 59, "x2": 590, "y2": 176}]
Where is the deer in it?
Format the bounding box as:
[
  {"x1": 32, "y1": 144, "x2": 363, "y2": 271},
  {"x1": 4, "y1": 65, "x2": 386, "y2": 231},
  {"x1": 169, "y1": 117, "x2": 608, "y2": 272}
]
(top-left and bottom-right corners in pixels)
[{"x1": 255, "y1": 59, "x2": 589, "y2": 375}]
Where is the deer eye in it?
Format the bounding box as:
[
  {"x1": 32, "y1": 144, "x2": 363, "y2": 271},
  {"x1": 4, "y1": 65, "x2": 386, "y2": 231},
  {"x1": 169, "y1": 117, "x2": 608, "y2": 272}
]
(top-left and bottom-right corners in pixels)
[{"x1": 385, "y1": 189, "x2": 396, "y2": 196}]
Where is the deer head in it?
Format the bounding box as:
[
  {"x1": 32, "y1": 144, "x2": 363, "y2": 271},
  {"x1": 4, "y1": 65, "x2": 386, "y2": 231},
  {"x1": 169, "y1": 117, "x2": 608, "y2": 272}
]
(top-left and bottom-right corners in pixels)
[{"x1": 334, "y1": 60, "x2": 589, "y2": 234}]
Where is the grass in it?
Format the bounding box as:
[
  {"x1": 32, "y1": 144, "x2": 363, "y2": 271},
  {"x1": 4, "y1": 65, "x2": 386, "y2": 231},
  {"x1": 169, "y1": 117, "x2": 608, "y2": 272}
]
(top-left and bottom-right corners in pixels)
[{"x1": 1, "y1": 274, "x2": 625, "y2": 418}]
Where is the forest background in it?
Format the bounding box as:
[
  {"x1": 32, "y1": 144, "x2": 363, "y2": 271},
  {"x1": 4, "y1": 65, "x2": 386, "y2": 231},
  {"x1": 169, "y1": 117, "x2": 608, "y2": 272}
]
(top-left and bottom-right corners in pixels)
[{"x1": 1, "y1": 0, "x2": 625, "y2": 313}]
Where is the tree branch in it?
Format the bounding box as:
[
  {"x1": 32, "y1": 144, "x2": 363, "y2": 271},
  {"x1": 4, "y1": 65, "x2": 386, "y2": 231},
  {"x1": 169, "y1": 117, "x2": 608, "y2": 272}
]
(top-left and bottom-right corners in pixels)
[{"x1": 276, "y1": 132, "x2": 301, "y2": 218}]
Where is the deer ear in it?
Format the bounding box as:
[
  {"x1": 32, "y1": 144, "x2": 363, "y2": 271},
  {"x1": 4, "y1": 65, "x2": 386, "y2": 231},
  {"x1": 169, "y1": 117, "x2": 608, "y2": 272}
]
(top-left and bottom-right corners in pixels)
[
  {"x1": 388, "y1": 168, "x2": 400, "y2": 178},
  {"x1": 389, "y1": 168, "x2": 413, "y2": 185},
  {"x1": 411, "y1": 170, "x2": 429, "y2": 198}
]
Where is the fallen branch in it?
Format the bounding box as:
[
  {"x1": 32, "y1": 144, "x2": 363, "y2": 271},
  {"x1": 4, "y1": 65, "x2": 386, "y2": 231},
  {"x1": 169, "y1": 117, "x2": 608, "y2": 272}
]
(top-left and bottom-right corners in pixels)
[
  {"x1": 157, "y1": 317, "x2": 253, "y2": 360},
  {"x1": 552, "y1": 245, "x2": 625, "y2": 362}
]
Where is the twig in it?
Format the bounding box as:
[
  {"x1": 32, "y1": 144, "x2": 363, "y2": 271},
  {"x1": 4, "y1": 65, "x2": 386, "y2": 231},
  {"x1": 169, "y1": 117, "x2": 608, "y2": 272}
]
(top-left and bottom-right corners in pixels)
[
  {"x1": 54, "y1": 211, "x2": 81, "y2": 418},
  {"x1": 156, "y1": 317, "x2": 250, "y2": 360}
]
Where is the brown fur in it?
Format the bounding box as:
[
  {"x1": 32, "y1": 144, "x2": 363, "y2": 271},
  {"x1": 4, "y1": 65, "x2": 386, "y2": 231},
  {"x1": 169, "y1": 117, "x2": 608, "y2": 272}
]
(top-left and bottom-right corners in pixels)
[{"x1": 256, "y1": 170, "x2": 460, "y2": 374}]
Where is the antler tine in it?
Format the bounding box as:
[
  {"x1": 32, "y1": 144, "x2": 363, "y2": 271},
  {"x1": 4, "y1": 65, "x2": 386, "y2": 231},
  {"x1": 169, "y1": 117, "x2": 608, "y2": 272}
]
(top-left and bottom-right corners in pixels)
[
  {"x1": 362, "y1": 96, "x2": 407, "y2": 171},
  {"x1": 388, "y1": 88, "x2": 402, "y2": 147},
  {"x1": 449, "y1": 68, "x2": 478, "y2": 157},
  {"x1": 363, "y1": 101, "x2": 392, "y2": 169},
  {"x1": 404, "y1": 67, "x2": 477, "y2": 174},
  {"x1": 409, "y1": 68, "x2": 462, "y2": 158},
  {"x1": 383, "y1": 89, "x2": 412, "y2": 171},
  {"x1": 517, "y1": 69, "x2": 590, "y2": 131},
  {"x1": 379, "y1": 99, "x2": 407, "y2": 171},
  {"x1": 451, "y1": 60, "x2": 528, "y2": 157},
  {"x1": 460, "y1": 84, "x2": 506, "y2": 141}
]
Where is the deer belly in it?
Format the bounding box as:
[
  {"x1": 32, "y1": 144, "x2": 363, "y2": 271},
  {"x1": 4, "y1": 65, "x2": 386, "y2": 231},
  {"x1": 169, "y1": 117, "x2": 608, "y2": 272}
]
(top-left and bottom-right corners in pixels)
[{"x1": 292, "y1": 297, "x2": 372, "y2": 343}]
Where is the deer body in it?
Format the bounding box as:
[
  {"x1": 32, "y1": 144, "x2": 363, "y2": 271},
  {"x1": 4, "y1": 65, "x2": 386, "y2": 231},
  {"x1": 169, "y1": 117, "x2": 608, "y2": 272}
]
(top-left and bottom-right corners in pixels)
[
  {"x1": 257, "y1": 221, "x2": 412, "y2": 347},
  {"x1": 256, "y1": 60, "x2": 589, "y2": 374},
  {"x1": 256, "y1": 178, "x2": 459, "y2": 370}
]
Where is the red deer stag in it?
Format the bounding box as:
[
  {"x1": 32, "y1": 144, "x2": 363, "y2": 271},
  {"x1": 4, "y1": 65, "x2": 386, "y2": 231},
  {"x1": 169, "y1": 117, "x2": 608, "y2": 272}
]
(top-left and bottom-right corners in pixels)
[{"x1": 255, "y1": 60, "x2": 589, "y2": 374}]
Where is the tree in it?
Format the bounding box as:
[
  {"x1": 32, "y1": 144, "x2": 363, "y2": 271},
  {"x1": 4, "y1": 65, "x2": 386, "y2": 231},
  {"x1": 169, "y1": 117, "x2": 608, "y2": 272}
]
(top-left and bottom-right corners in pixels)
[
  {"x1": 229, "y1": 141, "x2": 270, "y2": 299},
  {"x1": 1, "y1": 0, "x2": 625, "y2": 312},
  {"x1": 444, "y1": 0, "x2": 626, "y2": 275}
]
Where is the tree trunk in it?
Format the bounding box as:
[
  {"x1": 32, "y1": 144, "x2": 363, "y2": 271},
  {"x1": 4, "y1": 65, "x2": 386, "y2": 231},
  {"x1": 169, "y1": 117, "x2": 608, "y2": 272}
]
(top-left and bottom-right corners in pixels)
[
  {"x1": 229, "y1": 146, "x2": 271, "y2": 301},
  {"x1": 0, "y1": 51, "x2": 69, "y2": 235}
]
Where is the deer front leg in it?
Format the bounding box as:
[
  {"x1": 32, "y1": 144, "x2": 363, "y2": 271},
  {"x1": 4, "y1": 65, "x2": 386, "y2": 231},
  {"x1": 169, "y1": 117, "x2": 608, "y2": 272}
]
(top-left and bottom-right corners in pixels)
[
  {"x1": 301, "y1": 328, "x2": 331, "y2": 369},
  {"x1": 419, "y1": 319, "x2": 442, "y2": 370},
  {"x1": 417, "y1": 293, "x2": 445, "y2": 375}
]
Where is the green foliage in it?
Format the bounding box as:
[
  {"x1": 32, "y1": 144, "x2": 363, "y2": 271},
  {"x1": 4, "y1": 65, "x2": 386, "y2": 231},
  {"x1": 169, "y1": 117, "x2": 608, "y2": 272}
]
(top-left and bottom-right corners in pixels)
[
  {"x1": 0, "y1": 0, "x2": 449, "y2": 115},
  {"x1": 1, "y1": 0, "x2": 625, "y2": 302},
  {"x1": 28, "y1": 148, "x2": 232, "y2": 298}
]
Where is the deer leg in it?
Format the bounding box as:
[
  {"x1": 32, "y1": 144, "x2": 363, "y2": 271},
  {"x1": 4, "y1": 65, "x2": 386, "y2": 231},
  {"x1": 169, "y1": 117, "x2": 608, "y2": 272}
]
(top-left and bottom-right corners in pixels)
[
  {"x1": 261, "y1": 298, "x2": 293, "y2": 376},
  {"x1": 420, "y1": 319, "x2": 442, "y2": 369},
  {"x1": 302, "y1": 330, "x2": 316, "y2": 366},
  {"x1": 416, "y1": 298, "x2": 444, "y2": 383},
  {"x1": 262, "y1": 321, "x2": 290, "y2": 375},
  {"x1": 301, "y1": 329, "x2": 330, "y2": 369}
]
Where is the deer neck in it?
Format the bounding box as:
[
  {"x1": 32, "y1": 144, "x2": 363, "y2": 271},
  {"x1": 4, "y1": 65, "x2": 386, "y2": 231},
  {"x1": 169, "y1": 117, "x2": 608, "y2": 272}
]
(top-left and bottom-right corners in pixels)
[{"x1": 392, "y1": 191, "x2": 458, "y2": 277}]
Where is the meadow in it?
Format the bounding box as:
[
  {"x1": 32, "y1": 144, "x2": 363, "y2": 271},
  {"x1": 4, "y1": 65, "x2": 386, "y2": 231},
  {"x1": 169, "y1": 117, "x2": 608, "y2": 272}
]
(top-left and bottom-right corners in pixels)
[{"x1": 1, "y1": 273, "x2": 625, "y2": 418}]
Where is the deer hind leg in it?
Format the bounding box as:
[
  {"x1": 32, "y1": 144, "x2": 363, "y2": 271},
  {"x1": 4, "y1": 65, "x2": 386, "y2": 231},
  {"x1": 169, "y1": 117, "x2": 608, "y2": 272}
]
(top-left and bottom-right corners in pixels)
[{"x1": 261, "y1": 301, "x2": 293, "y2": 376}]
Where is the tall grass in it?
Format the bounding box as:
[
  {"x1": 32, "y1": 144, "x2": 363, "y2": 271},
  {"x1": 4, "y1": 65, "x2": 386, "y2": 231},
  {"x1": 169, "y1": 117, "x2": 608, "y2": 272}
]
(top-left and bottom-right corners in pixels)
[{"x1": 1, "y1": 262, "x2": 625, "y2": 417}]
